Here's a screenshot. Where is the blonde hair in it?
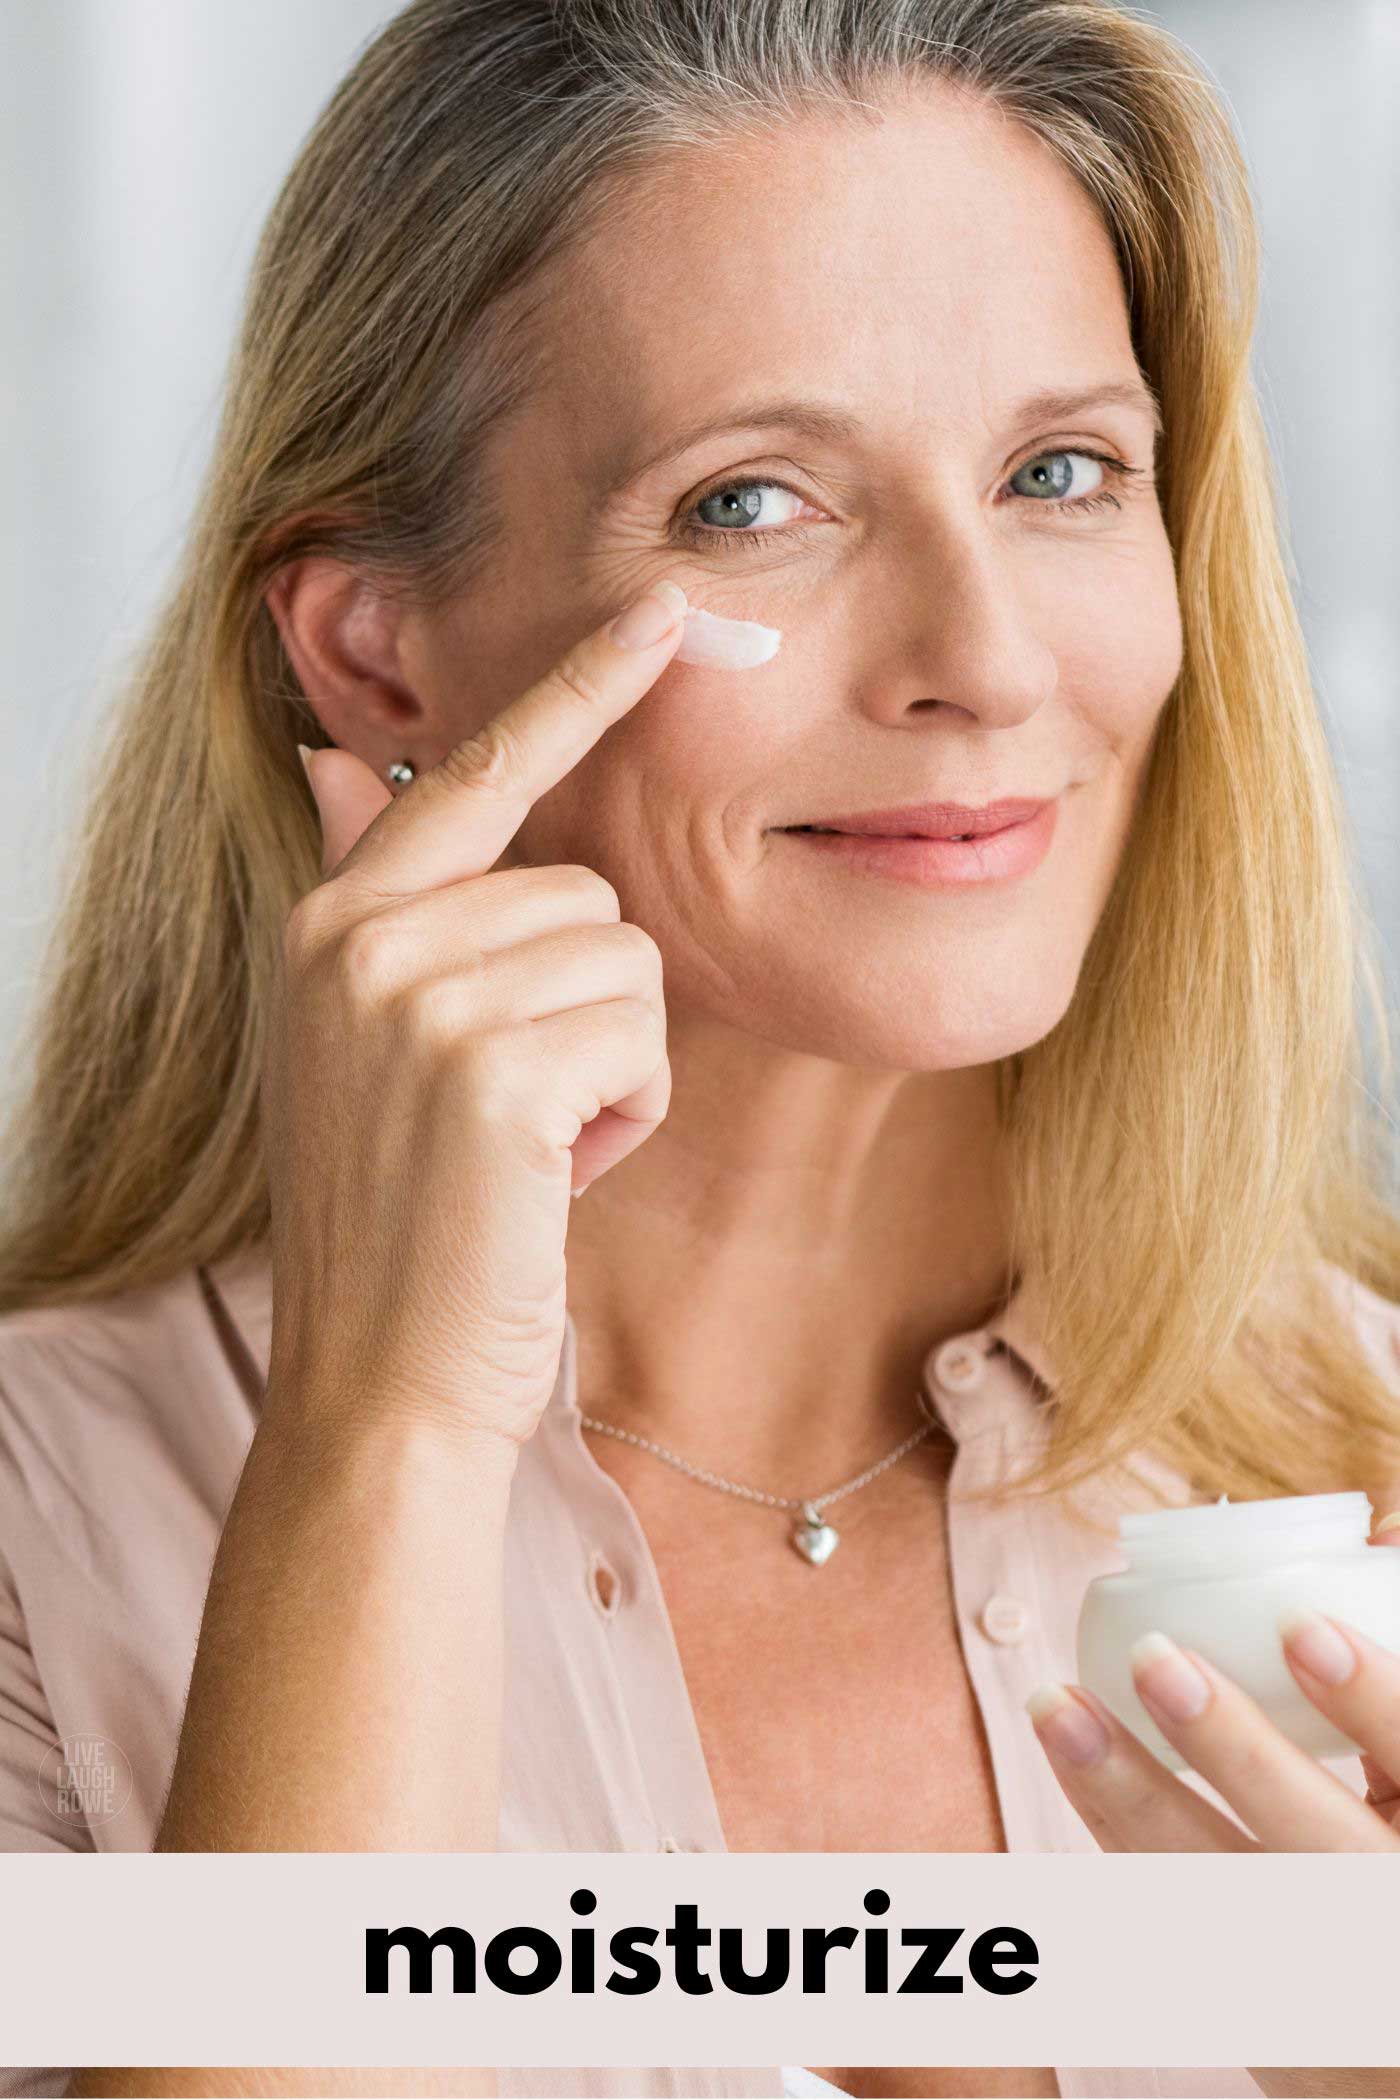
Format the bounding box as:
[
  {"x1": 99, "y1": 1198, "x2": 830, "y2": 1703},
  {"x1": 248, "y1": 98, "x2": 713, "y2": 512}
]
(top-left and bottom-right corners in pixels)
[{"x1": 2, "y1": 0, "x2": 1397, "y2": 1524}]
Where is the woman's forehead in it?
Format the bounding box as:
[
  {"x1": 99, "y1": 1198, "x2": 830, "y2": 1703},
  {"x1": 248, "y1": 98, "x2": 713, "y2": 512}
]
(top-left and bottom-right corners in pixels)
[
  {"x1": 556, "y1": 83, "x2": 1115, "y2": 313},
  {"x1": 527, "y1": 98, "x2": 1136, "y2": 481}
]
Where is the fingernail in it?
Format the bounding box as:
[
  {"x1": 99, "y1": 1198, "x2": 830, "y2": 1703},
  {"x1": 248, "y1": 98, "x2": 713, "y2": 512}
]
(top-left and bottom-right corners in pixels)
[
  {"x1": 1130, "y1": 1630, "x2": 1211, "y2": 1721},
  {"x1": 1277, "y1": 1606, "x2": 1358, "y2": 1685},
  {"x1": 297, "y1": 742, "x2": 316, "y2": 785},
  {"x1": 1024, "y1": 1682, "x2": 1110, "y2": 1765},
  {"x1": 1372, "y1": 1510, "x2": 1400, "y2": 1537},
  {"x1": 610, "y1": 579, "x2": 688, "y2": 651}
]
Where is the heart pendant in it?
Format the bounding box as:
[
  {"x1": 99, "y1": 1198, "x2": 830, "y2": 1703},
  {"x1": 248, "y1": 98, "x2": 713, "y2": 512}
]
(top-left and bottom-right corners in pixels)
[{"x1": 791, "y1": 1501, "x2": 840, "y2": 1566}]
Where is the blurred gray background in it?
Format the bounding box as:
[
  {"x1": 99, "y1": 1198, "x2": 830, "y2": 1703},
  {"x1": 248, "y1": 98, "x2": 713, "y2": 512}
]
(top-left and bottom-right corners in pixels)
[{"x1": 1, "y1": 1, "x2": 1396, "y2": 1113}]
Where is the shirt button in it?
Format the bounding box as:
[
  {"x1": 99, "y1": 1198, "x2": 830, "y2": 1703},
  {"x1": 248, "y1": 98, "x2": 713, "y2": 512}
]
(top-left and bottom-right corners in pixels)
[
  {"x1": 979, "y1": 1592, "x2": 1031, "y2": 1644},
  {"x1": 933, "y1": 1336, "x2": 989, "y2": 1391}
]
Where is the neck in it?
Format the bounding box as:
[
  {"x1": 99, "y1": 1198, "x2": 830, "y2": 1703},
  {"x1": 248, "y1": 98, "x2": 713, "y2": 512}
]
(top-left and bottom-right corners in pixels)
[{"x1": 563, "y1": 1010, "x2": 1014, "y2": 1488}]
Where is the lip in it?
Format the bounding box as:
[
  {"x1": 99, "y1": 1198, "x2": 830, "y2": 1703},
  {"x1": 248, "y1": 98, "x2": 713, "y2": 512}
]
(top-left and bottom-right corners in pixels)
[
  {"x1": 775, "y1": 797, "x2": 1059, "y2": 887},
  {"x1": 780, "y1": 798, "x2": 1052, "y2": 839}
]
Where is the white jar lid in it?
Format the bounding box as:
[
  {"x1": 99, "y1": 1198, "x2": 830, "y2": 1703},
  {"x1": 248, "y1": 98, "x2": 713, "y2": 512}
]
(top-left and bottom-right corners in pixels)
[{"x1": 1120, "y1": 1489, "x2": 1371, "y2": 1546}]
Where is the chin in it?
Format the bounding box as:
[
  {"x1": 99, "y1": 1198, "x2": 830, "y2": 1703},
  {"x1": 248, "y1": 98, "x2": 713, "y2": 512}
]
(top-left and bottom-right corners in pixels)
[{"x1": 738, "y1": 979, "x2": 1077, "y2": 1073}]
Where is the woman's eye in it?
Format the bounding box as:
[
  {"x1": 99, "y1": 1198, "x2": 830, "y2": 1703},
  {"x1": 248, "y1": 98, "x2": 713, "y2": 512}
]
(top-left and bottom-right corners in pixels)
[
  {"x1": 1007, "y1": 448, "x2": 1125, "y2": 512},
  {"x1": 674, "y1": 448, "x2": 1139, "y2": 555},
  {"x1": 678, "y1": 479, "x2": 813, "y2": 547}
]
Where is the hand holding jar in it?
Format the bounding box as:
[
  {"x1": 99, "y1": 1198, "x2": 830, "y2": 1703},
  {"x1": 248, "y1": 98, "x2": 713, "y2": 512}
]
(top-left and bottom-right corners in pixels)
[{"x1": 1024, "y1": 1494, "x2": 1400, "y2": 1846}]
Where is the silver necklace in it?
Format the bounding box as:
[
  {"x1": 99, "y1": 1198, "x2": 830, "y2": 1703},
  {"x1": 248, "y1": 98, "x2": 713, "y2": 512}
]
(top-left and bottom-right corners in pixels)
[{"x1": 577, "y1": 1401, "x2": 938, "y2": 1566}]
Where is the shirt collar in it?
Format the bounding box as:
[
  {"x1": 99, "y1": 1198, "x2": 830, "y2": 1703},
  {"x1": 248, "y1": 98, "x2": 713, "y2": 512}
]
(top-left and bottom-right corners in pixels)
[{"x1": 981, "y1": 1269, "x2": 1059, "y2": 1399}]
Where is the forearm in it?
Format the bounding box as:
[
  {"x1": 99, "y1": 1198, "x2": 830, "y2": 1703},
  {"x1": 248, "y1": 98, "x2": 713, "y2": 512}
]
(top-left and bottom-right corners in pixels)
[
  {"x1": 156, "y1": 1398, "x2": 518, "y2": 1851},
  {"x1": 67, "y1": 2067, "x2": 496, "y2": 2096},
  {"x1": 72, "y1": 1410, "x2": 516, "y2": 2090}
]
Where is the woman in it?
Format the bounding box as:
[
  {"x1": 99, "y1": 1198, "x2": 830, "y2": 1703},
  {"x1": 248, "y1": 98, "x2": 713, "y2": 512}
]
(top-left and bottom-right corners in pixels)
[{"x1": 1, "y1": 0, "x2": 1399, "y2": 2095}]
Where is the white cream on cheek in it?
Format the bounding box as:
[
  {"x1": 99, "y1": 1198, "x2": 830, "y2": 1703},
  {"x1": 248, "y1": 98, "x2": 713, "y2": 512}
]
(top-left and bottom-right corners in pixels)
[{"x1": 674, "y1": 604, "x2": 781, "y2": 669}]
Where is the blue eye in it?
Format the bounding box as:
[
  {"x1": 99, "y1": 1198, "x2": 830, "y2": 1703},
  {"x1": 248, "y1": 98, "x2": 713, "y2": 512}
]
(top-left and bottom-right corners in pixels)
[
  {"x1": 1008, "y1": 449, "x2": 1126, "y2": 509},
  {"x1": 674, "y1": 448, "x2": 1145, "y2": 555},
  {"x1": 684, "y1": 480, "x2": 811, "y2": 539}
]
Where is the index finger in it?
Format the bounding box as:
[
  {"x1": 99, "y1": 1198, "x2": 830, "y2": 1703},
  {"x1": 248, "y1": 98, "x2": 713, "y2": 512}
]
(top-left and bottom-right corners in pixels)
[{"x1": 334, "y1": 576, "x2": 688, "y2": 897}]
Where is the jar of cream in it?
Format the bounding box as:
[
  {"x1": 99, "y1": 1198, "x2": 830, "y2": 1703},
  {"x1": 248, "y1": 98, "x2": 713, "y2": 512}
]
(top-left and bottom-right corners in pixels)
[{"x1": 1076, "y1": 1492, "x2": 1400, "y2": 1773}]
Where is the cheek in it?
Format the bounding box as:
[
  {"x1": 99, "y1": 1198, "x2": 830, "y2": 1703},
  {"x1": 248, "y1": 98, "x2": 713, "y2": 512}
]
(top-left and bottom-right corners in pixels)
[
  {"x1": 502, "y1": 660, "x2": 800, "y2": 928},
  {"x1": 1053, "y1": 549, "x2": 1183, "y2": 750},
  {"x1": 500, "y1": 673, "x2": 768, "y2": 878},
  {"x1": 593, "y1": 653, "x2": 810, "y2": 819}
]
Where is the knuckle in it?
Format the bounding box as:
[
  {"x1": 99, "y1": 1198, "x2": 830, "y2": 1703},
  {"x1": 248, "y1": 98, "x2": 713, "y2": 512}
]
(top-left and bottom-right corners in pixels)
[
  {"x1": 615, "y1": 919, "x2": 663, "y2": 978},
  {"x1": 336, "y1": 911, "x2": 406, "y2": 998},
  {"x1": 555, "y1": 864, "x2": 621, "y2": 918},
  {"x1": 1211, "y1": 1729, "x2": 1272, "y2": 1794},
  {"x1": 549, "y1": 651, "x2": 609, "y2": 714},
  {"x1": 404, "y1": 973, "x2": 477, "y2": 1051},
  {"x1": 462, "y1": 1032, "x2": 531, "y2": 1130},
  {"x1": 617, "y1": 992, "x2": 665, "y2": 1038},
  {"x1": 437, "y1": 722, "x2": 526, "y2": 796},
  {"x1": 1114, "y1": 1770, "x2": 1164, "y2": 1826}
]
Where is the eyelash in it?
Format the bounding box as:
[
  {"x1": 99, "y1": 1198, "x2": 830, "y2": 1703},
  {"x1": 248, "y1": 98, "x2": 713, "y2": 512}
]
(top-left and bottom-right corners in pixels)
[{"x1": 673, "y1": 449, "x2": 1147, "y2": 554}]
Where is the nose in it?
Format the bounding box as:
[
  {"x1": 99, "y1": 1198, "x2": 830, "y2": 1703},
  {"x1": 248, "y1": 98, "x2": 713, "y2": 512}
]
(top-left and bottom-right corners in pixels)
[{"x1": 854, "y1": 530, "x2": 1058, "y2": 731}]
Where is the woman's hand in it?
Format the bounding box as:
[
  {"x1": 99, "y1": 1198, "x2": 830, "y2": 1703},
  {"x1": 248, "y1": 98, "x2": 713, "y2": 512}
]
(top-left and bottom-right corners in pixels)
[
  {"x1": 1026, "y1": 1514, "x2": 1400, "y2": 2099},
  {"x1": 1024, "y1": 1514, "x2": 1400, "y2": 1847},
  {"x1": 262, "y1": 578, "x2": 688, "y2": 1450},
  {"x1": 150, "y1": 591, "x2": 696, "y2": 1870}
]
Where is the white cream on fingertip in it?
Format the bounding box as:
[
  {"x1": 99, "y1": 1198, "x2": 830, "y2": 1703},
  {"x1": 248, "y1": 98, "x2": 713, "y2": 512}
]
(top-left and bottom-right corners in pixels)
[{"x1": 674, "y1": 604, "x2": 782, "y2": 670}]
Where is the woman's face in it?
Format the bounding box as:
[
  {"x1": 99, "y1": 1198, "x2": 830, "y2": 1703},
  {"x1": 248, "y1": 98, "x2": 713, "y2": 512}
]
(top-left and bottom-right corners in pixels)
[{"x1": 430, "y1": 79, "x2": 1183, "y2": 1071}]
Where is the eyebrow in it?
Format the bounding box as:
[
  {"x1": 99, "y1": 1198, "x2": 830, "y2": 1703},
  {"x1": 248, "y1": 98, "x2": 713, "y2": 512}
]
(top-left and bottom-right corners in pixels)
[{"x1": 596, "y1": 380, "x2": 1165, "y2": 497}]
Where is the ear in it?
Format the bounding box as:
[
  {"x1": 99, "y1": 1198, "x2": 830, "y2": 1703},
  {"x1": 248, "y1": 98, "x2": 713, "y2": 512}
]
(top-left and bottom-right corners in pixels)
[{"x1": 264, "y1": 557, "x2": 427, "y2": 769}]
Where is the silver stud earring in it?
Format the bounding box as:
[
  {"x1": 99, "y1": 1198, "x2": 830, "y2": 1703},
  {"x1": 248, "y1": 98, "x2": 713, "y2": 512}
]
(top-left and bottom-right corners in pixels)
[{"x1": 387, "y1": 759, "x2": 415, "y2": 785}]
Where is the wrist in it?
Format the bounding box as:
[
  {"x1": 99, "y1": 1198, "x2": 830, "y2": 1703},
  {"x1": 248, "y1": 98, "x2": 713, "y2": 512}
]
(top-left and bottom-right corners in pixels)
[{"x1": 258, "y1": 1382, "x2": 523, "y2": 1494}]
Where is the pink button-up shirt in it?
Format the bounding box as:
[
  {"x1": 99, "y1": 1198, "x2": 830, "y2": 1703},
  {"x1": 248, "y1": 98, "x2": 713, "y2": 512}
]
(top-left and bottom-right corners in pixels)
[{"x1": 1, "y1": 1245, "x2": 1396, "y2": 2099}]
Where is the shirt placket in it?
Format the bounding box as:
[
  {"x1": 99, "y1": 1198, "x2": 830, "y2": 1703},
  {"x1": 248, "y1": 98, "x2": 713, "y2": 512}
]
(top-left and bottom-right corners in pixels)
[
  {"x1": 930, "y1": 1336, "x2": 1100, "y2": 1857},
  {"x1": 549, "y1": 1397, "x2": 732, "y2": 1857}
]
